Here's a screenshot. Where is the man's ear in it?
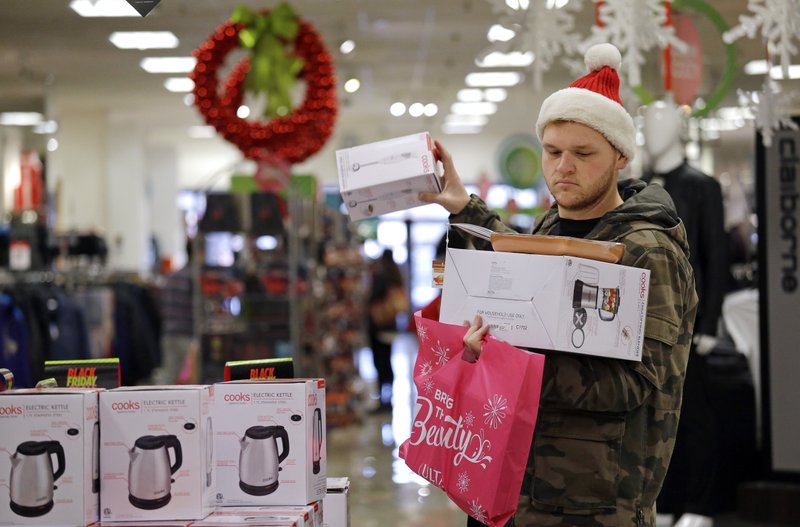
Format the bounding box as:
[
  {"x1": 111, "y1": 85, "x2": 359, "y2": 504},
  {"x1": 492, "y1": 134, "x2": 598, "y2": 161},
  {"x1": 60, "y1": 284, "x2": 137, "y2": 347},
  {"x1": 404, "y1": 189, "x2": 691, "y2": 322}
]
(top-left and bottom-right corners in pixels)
[{"x1": 616, "y1": 153, "x2": 629, "y2": 170}]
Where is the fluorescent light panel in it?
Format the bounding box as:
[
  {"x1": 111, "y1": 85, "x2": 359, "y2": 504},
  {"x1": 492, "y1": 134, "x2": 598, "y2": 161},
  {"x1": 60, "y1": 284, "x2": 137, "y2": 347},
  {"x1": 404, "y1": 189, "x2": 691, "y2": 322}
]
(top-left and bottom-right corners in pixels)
[
  {"x1": 487, "y1": 24, "x2": 516, "y2": 43},
  {"x1": 110, "y1": 31, "x2": 179, "y2": 50},
  {"x1": 140, "y1": 57, "x2": 197, "y2": 74},
  {"x1": 164, "y1": 77, "x2": 194, "y2": 92},
  {"x1": 465, "y1": 71, "x2": 523, "y2": 87},
  {"x1": 0, "y1": 112, "x2": 44, "y2": 126},
  {"x1": 477, "y1": 51, "x2": 534, "y2": 68},
  {"x1": 450, "y1": 102, "x2": 498, "y2": 115},
  {"x1": 744, "y1": 59, "x2": 800, "y2": 79},
  {"x1": 70, "y1": 0, "x2": 139, "y2": 17}
]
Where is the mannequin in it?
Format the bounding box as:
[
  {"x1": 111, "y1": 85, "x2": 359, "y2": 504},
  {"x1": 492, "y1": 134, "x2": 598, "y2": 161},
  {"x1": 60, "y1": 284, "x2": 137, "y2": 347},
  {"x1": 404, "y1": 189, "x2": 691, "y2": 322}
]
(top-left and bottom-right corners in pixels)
[{"x1": 642, "y1": 100, "x2": 728, "y2": 527}]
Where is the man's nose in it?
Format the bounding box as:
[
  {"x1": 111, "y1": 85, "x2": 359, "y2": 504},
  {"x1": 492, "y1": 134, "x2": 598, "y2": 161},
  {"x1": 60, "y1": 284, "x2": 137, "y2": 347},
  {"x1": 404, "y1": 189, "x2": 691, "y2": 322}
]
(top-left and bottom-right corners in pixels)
[{"x1": 556, "y1": 152, "x2": 576, "y2": 173}]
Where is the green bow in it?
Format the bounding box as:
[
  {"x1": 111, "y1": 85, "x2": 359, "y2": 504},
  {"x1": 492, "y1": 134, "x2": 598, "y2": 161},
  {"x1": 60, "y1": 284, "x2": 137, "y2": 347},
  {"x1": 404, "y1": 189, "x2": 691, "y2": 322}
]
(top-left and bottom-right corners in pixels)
[{"x1": 231, "y1": 3, "x2": 303, "y2": 119}]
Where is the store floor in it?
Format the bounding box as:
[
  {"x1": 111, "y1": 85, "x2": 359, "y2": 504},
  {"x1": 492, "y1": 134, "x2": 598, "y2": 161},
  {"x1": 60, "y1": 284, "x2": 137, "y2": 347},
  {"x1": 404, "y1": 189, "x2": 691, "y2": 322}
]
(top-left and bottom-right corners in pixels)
[{"x1": 326, "y1": 332, "x2": 785, "y2": 527}]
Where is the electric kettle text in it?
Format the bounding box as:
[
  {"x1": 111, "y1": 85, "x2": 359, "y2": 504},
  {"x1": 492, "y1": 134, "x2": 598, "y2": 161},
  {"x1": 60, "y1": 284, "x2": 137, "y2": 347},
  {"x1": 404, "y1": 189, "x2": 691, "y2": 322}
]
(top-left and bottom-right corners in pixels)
[
  {"x1": 128, "y1": 434, "x2": 183, "y2": 509},
  {"x1": 9, "y1": 440, "x2": 65, "y2": 517},
  {"x1": 238, "y1": 425, "x2": 289, "y2": 495}
]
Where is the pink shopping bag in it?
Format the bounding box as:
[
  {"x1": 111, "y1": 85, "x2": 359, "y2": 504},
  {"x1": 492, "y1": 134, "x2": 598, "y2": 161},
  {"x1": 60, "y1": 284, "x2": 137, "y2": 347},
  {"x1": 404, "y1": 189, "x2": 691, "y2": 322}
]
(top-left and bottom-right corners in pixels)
[{"x1": 400, "y1": 311, "x2": 545, "y2": 527}]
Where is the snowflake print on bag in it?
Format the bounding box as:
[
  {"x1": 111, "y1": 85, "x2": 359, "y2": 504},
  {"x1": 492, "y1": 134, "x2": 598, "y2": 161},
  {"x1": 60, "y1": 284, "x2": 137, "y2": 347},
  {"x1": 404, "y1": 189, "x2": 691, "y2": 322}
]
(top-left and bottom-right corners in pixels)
[
  {"x1": 464, "y1": 411, "x2": 475, "y2": 428},
  {"x1": 417, "y1": 323, "x2": 429, "y2": 342},
  {"x1": 419, "y1": 360, "x2": 433, "y2": 377},
  {"x1": 432, "y1": 340, "x2": 450, "y2": 366},
  {"x1": 457, "y1": 471, "x2": 471, "y2": 493},
  {"x1": 422, "y1": 377, "x2": 435, "y2": 394},
  {"x1": 483, "y1": 394, "x2": 508, "y2": 429},
  {"x1": 469, "y1": 499, "x2": 487, "y2": 523}
]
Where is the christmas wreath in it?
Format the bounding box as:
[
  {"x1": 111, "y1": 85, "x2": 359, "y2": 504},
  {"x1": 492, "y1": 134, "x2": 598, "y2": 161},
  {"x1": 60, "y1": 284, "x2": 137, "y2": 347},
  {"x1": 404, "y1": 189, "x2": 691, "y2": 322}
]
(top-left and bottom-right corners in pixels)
[{"x1": 190, "y1": 4, "x2": 337, "y2": 164}]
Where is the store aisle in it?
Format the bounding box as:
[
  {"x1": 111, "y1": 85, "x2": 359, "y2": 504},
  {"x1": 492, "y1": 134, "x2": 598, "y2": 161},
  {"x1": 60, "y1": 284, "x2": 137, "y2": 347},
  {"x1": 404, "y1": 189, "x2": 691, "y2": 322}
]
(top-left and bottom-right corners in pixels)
[{"x1": 327, "y1": 332, "x2": 467, "y2": 527}]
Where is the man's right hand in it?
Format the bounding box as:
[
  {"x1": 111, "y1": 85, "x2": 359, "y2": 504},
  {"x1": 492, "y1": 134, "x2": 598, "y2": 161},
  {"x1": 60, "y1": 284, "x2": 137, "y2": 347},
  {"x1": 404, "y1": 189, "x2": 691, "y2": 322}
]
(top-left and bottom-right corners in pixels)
[{"x1": 419, "y1": 139, "x2": 471, "y2": 214}]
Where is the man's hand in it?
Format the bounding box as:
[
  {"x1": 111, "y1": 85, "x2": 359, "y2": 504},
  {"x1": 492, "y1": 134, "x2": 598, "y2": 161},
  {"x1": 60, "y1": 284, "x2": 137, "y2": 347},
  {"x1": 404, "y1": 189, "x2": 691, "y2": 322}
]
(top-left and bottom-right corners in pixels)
[
  {"x1": 419, "y1": 140, "x2": 471, "y2": 214},
  {"x1": 462, "y1": 315, "x2": 490, "y2": 362}
]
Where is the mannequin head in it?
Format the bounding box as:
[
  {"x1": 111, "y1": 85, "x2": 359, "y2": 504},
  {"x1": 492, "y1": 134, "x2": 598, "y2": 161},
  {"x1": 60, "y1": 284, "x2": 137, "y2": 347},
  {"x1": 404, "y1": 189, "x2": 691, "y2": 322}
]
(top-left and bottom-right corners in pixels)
[{"x1": 641, "y1": 99, "x2": 687, "y2": 173}]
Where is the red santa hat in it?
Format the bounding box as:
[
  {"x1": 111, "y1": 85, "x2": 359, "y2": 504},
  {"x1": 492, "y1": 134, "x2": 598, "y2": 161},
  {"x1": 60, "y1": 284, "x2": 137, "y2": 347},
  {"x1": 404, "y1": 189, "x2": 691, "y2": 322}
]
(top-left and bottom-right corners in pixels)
[{"x1": 535, "y1": 43, "x2": 636, "y2": 160}]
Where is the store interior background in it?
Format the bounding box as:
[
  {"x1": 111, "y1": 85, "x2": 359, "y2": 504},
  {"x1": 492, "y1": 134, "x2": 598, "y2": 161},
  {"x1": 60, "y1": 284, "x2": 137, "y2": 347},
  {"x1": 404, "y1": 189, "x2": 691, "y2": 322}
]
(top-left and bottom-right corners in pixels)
[{"x1": 0, "y1": 1, "x2": 796, "y2": 526}]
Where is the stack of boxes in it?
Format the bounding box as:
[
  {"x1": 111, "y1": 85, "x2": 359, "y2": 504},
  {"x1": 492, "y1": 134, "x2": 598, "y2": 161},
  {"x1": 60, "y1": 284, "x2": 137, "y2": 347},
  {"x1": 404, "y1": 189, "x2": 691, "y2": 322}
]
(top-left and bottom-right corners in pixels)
[{"x1": 0, "y1": 379, "x2": 345, "y2": 527}]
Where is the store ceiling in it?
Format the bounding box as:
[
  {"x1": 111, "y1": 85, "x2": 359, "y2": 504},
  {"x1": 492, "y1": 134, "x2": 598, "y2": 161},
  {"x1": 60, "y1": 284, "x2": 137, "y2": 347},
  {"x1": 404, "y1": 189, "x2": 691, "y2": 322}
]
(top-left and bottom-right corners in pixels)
[{"x1": 0, "y1": 0, "x2": 783, "y2": 150}]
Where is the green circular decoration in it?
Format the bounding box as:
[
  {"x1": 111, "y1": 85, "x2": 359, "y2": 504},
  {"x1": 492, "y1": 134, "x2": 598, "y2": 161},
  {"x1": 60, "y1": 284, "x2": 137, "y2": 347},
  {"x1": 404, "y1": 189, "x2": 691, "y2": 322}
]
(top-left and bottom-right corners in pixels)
[
  {"x1": 633, "y1": 0, "x2": 737, "y2": 118},
  {"x1": 497, "y1": 134, "x2": 542, "y2": 189}
]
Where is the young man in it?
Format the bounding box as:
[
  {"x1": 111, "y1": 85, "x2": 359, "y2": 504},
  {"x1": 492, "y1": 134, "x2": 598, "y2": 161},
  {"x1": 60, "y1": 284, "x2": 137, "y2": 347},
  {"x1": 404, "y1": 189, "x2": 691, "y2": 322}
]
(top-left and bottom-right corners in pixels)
[{"x1": 420, "y1": 43, "x2": 698, "y2": 527}]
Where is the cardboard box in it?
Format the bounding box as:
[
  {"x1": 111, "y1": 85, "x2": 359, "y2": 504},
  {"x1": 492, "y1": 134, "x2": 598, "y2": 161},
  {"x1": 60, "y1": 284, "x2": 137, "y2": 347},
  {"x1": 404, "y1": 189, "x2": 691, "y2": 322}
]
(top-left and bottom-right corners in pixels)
[
  {"x1": 0, "y1": 388, "x2": 100, "y2": 526},
  {"x1": 440, "y1": 248, "x2": 650, "y2": 361},
  {"x1": 322, "y1": 478, "x2": 349, "y2": 527},
  {"x1": 90, "y1": 522, "x2": 193, "y2": 526},
  {"x1": 336, "y1": 131, "x2": 441, "y2": 220},
  {"x1": 212, "y1": 380, "x2": 326, "y2": 506},
  {"x1": 98, "y1": 386, "x2": 214, "y2": 521},
  {"x1": 192, "y1": 515, "x2": 298, "y2": 526},
  {"x1": 213, "y1": 504, "x2": 321, "y2": 527}
]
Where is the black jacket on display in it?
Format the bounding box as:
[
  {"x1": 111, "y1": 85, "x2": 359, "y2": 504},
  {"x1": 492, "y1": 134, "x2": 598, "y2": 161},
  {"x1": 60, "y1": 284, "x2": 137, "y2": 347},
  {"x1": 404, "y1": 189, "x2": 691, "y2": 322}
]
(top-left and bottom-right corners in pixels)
[{"x1": 643, "y1": 161, "x2": 728, "y2": 335}]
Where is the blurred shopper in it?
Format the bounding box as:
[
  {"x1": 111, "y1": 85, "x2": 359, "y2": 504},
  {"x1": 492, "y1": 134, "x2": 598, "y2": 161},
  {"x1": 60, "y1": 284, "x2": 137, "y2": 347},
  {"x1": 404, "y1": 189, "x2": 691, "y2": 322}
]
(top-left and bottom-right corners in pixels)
[{"x1": 366, "y1": 248, "x2": 407, "y2": 412}]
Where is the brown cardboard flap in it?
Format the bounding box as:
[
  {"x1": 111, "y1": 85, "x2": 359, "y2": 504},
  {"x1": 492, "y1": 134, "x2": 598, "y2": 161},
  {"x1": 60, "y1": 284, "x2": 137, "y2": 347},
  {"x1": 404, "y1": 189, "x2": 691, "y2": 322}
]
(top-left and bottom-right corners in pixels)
[{"x1": 490, "y1": 233, "x2": 625, "y2": 263}]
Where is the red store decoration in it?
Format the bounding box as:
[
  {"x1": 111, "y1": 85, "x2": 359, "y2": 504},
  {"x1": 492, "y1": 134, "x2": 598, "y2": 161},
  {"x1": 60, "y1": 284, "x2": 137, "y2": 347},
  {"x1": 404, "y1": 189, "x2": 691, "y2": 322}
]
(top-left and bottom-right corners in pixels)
[{"x1": 190, "y1": 9, "x2": 337, "y2": 165}]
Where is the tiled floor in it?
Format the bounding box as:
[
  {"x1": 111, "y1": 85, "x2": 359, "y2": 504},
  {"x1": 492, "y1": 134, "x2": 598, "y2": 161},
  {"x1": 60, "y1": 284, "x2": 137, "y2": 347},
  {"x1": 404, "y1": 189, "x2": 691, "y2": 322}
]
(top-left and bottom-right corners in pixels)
[{"x1": 327, "y1": 332, "x2": 789, "y2": 527}]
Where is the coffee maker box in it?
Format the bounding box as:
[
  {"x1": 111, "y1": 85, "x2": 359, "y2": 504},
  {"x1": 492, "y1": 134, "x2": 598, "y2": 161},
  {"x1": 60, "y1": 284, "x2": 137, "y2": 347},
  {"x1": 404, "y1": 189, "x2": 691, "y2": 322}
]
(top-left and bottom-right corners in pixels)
[
  {"x1": 213, "y1": 379, "x2": 326, "y2": 506},
  {"x1": 98, "y1": 385, "x2": 214, "y2": 521},
  {"x1": 336, "y1": 131, "x2": 441, "y2": 221},
  {"x1": 440, "y1": 248, "x2": 651, "y2": 361},
  {"x1": 0, "y1": 388, "x2": 100, "y2": 526}
]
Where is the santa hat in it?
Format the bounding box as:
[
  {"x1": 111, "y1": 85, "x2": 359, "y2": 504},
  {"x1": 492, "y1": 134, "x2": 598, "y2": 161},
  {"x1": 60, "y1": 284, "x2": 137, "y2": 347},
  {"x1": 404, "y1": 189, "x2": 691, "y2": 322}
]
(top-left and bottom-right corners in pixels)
[{"x1": 536, "y1": 43, "x2": 636, "y2": 160}]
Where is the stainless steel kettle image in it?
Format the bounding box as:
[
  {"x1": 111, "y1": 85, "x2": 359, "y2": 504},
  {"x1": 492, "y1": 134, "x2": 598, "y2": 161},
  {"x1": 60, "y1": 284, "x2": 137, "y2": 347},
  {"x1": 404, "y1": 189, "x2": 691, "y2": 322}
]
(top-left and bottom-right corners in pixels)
[
  {"x1": 238, "y1": 425, "x2": 289, "y2": 495},
  {"x1": 312, "y1": 408, "x2": 322, "y2": 475},
  {"x1": 9, "y1": 440, "x2": 66, "y2": 517},
  {"x1": 91, "y1": 421, "x2": 100, "y2": 494},
  {"x1": 127, "y1": 434, "x2": 183, "y2": 509}
]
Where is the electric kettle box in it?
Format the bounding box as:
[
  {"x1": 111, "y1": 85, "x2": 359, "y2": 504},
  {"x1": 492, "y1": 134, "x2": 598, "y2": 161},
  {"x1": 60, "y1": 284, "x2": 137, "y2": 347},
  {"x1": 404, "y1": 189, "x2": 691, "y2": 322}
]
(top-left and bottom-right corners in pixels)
[
  {"x1": 192, "y1": 516, "x2": 298, "y2": 526},
  {"x1": 211, "y1": 504, "x2": 319, "y2": 527},
  {"x1": 322, "y1": 477, "x2": 349, "y2": 527},
  {"x1": 440, "y1": 248, "x2": 651, "y2": 361},
  {"x1": 98, "y1": 385, "x2": 214, "y2": 521},
  {"x1": 212, "y1": 379, "x2": 326, "y2": 506},
  {"x1": 336, "y1": 131, "x2": 442, "y2": 220},
  {"x1": 0, "y1": 388, "x2": 100, "y2": 526}
]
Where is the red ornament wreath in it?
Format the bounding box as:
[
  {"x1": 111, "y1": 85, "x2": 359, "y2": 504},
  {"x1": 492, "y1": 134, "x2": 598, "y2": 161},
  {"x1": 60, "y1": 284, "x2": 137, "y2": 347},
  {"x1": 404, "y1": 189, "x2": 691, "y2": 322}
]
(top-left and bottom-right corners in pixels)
[{"x1": 190, "y1": 13, "x2": 337, "y2": 164}]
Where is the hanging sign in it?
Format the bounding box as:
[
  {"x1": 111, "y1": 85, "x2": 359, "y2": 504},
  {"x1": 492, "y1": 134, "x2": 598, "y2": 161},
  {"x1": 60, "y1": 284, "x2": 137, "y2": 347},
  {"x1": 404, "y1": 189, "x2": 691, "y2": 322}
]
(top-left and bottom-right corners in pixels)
[
  {"x1": 43, "y1": 359, "x2": 122, "y2": 389},
  {"x1": 671, "y1": 13, "x2": 703, "y2": 106},
  {"x1": 224, "y1": 357, "x2": 294, "y2": 381},
  {"x1": 125, "y1": 0, "x2": 161, "y2": 17}
]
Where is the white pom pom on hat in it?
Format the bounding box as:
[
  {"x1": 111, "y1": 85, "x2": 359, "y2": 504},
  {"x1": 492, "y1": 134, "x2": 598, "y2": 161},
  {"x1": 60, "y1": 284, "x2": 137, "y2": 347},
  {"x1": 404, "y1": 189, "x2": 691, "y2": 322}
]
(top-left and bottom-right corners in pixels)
[{"x1": 535, "y1": 42, "x2": 636, "y2": 160}]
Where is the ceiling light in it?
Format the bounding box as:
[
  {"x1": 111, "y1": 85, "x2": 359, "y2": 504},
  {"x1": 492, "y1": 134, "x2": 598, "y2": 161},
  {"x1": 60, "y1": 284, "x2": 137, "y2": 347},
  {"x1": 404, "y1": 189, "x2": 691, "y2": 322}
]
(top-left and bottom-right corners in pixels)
[
  {"x1": 110, "y1": 31, "x2": 179, "y2": 50},
  {"x1": 0, "y1": 112, "x2": 44, "y2": 126},
  {"x1": 450, "y1": 102, "x2": 498, "y2": 115},
  {"x1": 344, "y1": 78, "x2": 361, "y2": 93},
  {"x1": 744, "y1": 60, "x2": 769, "y2": 75},
  {"x1": 442, "y1": 123, "x2": 483, "y2": 135},
  {"x1": 423, "y1": 103, "x2": 438, "y2": 117},
  {"x1": 484, "y1": 88, "x2": 508, "y2": 102},
  {"x1": 70, "y1": 0, "x2": 139, "y2": 17},
  {"x1": 445, "y1": 114, "x2": 489, "y2": 126},
  {"x1": 33, "y1": 120, "x2": 59, "y2": 134},
  {"x1": 457, "y1": 89, "x2": 484, "y2": 102},
  {"x1": 164, "y1": 77, "x2": 194, "y2": 92},
  {"x1": 188, "y1": 126, "x2": 217, "y2": 139},
  {"x1": 140, "y1": 57, "x2": 197, "y2": 74},
  {"x1": 183, "y1": 94, "x2": 195, "y2": 106},
  {"x1": 476, "y1": 51, "x2": 534, "y2": 68},
  {"x1": 237, "y1": 105, "x2": 251, "y2": 119},
  {"x1": 465, "y1": 71, "x2": 523, "y2": 87},
  {"x1": 409, "y1": 103, "x2": 425, "y2": 117},
  {"x1": 340, "y1": 40, "x2": 356, "y2": 54},
  {"x1": 505, "y1": 0, "x2": 530, "y2": 10},
  {"x1": 487, "y1": 24, "x2": 516, "y2": 43},
  {"x1": 546, "y1": 0, "x2": 569, "y2": 8},
  {"x1": 47, "y1": 138, "x2": 59, "y2": 152},
  {"x1": 744, "y1": 59, "x2": 800, "y2": 79},
  {"x1": 390, "y1": 102, "x2": 406, "y2": 116}
]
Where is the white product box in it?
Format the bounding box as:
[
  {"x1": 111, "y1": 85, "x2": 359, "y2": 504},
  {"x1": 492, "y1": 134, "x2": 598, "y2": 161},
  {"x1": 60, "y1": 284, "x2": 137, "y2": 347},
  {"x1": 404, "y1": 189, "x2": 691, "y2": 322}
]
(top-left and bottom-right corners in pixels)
[
  {"x1": 91, "y1": 522, "x2": 193, "y2": 526},
  {"x1": 192, "y1": 514, "x2": 298, "y2": 526},
  {"x1": 336, "y1": 131, "x2": 441, "y2": 220},
  {"x1": 0, "y1": 388, "x2": 100, "y2": 526},
  {"x1": 213, "y1": 503, "x2": 321, "y2": 527},
  {"x1": 322, "y1": 478, "x2": 349, "y2": 527},
  {"x1": 440, "y1": 248, "x2": 651, "y2": 361},
  {"x1": 98, "y1": 385, "x2": 214, "y2": 521},
  {"x1": 213, "y1": 379, "x2": 326, "y2": 506}
]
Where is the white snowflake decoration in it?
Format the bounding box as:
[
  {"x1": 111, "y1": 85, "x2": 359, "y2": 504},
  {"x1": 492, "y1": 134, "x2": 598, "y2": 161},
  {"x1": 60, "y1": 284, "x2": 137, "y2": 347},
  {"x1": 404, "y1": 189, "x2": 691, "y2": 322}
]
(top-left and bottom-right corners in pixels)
[
  {"x1": 419, "y1": 360, "x2": 433, "y2": 377},
  {"x1": 432, "y1": 340, "x2": 450, "y2": 366},
  {"x1": 417, "y1": 324, "x2": 429, "y2": 342},
  {"x1": 422, "y1": 377, "x2": 436, "y2": 394},
  {"x1": 481, "y1": 0, "x2": 585, "y2": 90},
  {"x1": 739, "y1": 78, "x2": 799, "y2": 148},
  {"x1": 469, "y1": 499, "x2": 487, "y2": 523},
  {"x1": 584, "y1": 0, "x2": 687, "y2": 87},
  {"x1": 483, "y1": 394, "x2": 509, "y2": 429},
  {"x1": 457, "y1": 471, "x2": 471, "y2": 493},
  {"x1": 723, "y1": 0, "x2": 800, "y2": 79},
  {"x1": 464, "y1": 411, "x2": 475, "y2": 428}
]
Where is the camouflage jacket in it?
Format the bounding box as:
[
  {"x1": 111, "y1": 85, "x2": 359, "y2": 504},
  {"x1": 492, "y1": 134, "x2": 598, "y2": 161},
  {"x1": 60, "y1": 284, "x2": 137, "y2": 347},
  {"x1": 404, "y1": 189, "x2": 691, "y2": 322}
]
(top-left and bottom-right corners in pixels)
[{"x1": 450, "y1": 179, "x2": 698, "y2": 527}]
